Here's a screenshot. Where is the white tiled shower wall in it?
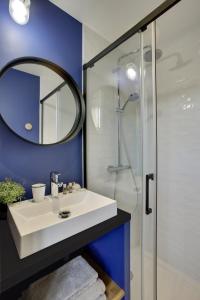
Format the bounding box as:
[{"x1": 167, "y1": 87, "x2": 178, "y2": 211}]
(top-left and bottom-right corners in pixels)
[
  {"x1": 156, "y1": 18, "x2": 200, "y2": 285},
  {"x1": 83, "y1": 25, "x2": 141, "y2": 211},
  {"x1": 83, "y1": 26, "x2": 142, "y2": 300}
]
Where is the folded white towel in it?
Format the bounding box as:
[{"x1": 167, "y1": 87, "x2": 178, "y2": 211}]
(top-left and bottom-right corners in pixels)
[
  {"x1": 22, "y1": 256, "x2": 98, "y2": 300},
  {"x1": 70, "y1": 278, "x2": 106, "y2": 300}
]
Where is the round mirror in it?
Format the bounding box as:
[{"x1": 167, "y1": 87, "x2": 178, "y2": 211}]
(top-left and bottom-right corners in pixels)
[{"x1": 0, "y1": 58, "x2": 85, "y2": 145}]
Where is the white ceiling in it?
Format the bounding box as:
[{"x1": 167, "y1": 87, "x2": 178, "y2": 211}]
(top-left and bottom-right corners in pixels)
[{"x1": 50, "y1": 0, "x2": 163, "y2": 42}]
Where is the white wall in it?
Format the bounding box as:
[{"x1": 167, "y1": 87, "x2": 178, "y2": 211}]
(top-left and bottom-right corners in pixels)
[
  {"x1": 156, "y1": 22, "x2": 200, "y2": 284},
  {"x1": 83, "y1": 26, "x2": 109, "y2": 64}
]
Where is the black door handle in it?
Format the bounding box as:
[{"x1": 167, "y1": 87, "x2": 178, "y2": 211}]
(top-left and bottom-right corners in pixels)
[{"x1": 146, "y1": 173, "x2": 154, "y2": 215}]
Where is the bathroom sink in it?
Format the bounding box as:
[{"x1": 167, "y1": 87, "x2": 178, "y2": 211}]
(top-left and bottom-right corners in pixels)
[{"x1": 8, "y1": 189, "x2": 117, "y2": 259}]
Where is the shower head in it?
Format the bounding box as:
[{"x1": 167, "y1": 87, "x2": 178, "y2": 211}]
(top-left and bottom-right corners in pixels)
[
  {"x1": 144, "y1": 47, "x2": 163, "y2": 62},
  {"x1": 121, "y1": 92, "x2": 139, "y2": 110},
  {"x1": 114, "y1": 46, "x2": 162, "y2": 68}
]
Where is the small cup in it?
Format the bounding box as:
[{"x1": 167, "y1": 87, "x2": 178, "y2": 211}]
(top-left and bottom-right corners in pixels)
[{"x1": 32, "y1": 184, "x2": 46, "y2": 202}]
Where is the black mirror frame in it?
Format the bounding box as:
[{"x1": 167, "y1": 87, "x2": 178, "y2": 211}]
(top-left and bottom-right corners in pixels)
[{"x1": 0, "y1": 57, "x2": 85, "y2": 145}]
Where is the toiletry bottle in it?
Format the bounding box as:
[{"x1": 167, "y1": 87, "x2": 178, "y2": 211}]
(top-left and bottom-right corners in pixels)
[
  {"x1": 67, "y1": 183, "x2": 73, "y2": 193},
  {"x1": 63, "y1": 184, "x2": 68, "y2": 194}
]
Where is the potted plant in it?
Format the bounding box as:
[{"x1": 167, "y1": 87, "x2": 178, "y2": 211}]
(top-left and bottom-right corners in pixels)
[{"x1": 0, "y1": 178, "x2": 25, "y2": 219}]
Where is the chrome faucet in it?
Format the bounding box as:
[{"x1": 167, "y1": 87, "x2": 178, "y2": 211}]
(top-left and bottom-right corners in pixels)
[{"x1": 50, "y1": 171, "x2": 63, "y2": 198}]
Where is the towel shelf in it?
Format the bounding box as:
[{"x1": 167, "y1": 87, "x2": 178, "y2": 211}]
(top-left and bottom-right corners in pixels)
[{"x1": 84, "y1": 254, "x2": 125, "y2": 300}]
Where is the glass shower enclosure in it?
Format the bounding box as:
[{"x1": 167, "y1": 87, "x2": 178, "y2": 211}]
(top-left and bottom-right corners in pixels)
[
  {"x1": 85, "y1": 23, "x2": 156, "y2": 300},
  {"x1": 84, "y1": 0, "x2": 200, "y2": 299}
]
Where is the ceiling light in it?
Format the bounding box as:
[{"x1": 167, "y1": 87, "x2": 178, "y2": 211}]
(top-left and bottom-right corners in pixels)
[{"x1": 9, "y1": 0, "x2": 31, "y2": 25}]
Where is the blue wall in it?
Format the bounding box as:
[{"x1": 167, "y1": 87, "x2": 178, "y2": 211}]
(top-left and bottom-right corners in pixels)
[
  {"x1": 88, "y1": 223, "x2": 130, "y2": 300},
  {"x1": 0, "y1": 68, "x2": 40, "y2": 143},
  {"x1": 0, "y1": 2, "x2": 130, "y2": 298},
  {"x1": 0, "y1": 0, "x2": 82, "y2": 198}
]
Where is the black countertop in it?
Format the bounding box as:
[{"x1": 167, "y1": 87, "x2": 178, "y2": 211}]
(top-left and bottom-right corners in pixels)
[{"x1": 0, "y1": 209, "x2": 130, "y2": 297}]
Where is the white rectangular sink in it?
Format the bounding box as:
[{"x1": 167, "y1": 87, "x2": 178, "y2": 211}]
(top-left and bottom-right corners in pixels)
[{"x1": 8, "y1": 189, "x2": 117, "y2": 259}]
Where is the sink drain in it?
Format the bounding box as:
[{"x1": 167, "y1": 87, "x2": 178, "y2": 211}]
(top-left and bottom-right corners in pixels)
[{"x1": 59, "y1": 210, "x2": 71, "y2": 219}]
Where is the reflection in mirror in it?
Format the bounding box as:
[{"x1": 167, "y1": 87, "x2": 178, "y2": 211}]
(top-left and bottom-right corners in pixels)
[{"x1": 0, "y1": 60, "x2": 84, "y2": 145}]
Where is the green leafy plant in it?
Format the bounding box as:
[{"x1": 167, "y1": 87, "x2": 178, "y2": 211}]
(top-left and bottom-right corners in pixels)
[{"x1": 0, "y1": 178, "x2": 25, "y2": 205}]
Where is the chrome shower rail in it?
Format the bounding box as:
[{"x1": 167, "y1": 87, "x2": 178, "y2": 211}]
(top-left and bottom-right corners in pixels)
[{"x1": 83, "y1": 0, "x2": 181, "y2": 70}]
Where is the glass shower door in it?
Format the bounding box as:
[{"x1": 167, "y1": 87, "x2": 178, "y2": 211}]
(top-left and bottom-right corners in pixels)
[
  {"x1": 142, "y1": 22, "x2": 157, "y2": 300},
  {"x1": 86, "y1": 32, "x2": 144, "y2": 300},
  {"x1": 86, "y1": 23, "x2": 158, "y2": 299}
]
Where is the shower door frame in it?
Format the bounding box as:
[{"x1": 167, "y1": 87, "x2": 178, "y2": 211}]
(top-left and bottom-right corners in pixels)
[{"x1": 83, "y1": 1, "x2": 182, "y2": 299}]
